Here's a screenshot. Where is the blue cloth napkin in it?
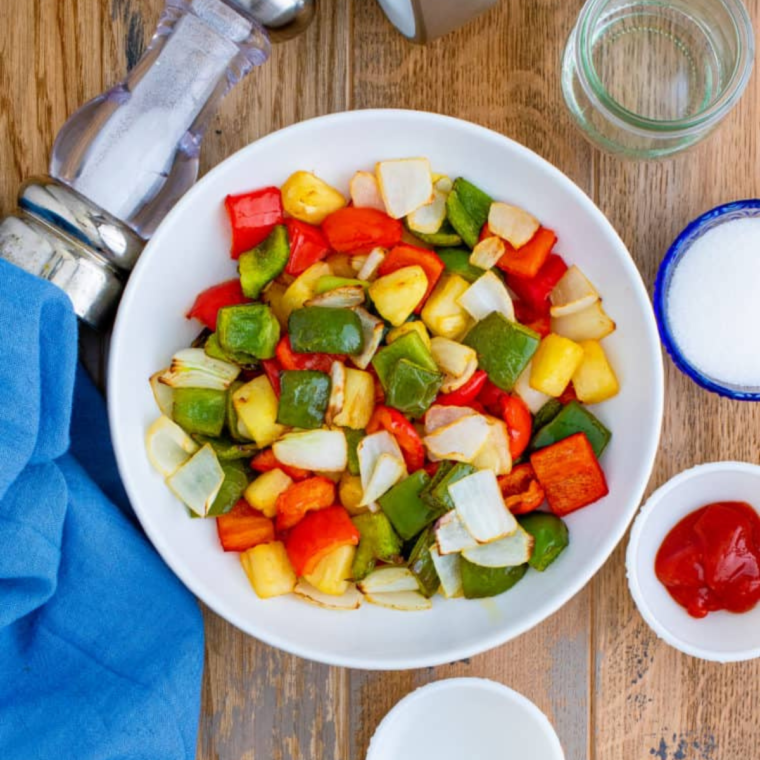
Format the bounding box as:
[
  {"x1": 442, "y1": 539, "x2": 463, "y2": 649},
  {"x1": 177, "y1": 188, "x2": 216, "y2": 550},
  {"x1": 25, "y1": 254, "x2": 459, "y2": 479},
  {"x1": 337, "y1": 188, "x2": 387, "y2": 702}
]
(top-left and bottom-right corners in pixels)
[{"x1": 0, "y1": 260, "x2": 204, "y2": 759}]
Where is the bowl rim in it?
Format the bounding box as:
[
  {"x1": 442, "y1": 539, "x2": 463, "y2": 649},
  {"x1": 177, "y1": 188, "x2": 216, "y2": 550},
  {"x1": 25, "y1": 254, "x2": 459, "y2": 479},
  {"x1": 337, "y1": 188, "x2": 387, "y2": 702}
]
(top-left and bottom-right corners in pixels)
[
  {"x1": 365, "y1": 677, "x2": 565, "y2": 760},
  {"x1": 626, "y1": 460, "x2": 760, "y2": 663},
  {"x1": 108, "y1": 108, "x2": 665, "y2": 669},
  {"x1": 654, "y1": 198, "x2": 760, "y2": 401}
]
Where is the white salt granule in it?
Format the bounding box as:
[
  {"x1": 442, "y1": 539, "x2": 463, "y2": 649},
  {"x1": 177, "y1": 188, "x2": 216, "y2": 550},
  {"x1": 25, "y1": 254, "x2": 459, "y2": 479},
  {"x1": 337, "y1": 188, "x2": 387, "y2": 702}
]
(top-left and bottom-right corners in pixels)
[{"x1": 668, "y1": 217, "x2": 760, "y2": 386}]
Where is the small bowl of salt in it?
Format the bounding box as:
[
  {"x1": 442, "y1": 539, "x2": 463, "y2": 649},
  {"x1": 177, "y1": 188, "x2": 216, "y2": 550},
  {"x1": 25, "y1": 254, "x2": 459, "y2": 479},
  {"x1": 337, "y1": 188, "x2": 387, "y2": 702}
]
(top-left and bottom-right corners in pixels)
[{"x1": 655, "y1": 200, "x2": 760, "y2": 399}]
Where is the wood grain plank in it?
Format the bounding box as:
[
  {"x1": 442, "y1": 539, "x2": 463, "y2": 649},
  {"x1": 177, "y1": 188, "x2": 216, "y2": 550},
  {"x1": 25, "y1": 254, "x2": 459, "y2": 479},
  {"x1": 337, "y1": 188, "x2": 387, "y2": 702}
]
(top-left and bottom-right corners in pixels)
[
  {"x1": 591, "y1": 1, "x2": 760, "y2": 757},
  {"x1": 349, "y1": 3, "x2": 594, "y2": 760}
]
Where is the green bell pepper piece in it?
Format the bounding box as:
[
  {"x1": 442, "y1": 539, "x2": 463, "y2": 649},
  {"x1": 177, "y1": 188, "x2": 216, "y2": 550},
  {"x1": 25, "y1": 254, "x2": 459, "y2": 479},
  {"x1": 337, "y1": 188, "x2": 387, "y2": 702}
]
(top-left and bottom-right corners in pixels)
[
  {"x1": 519, "y1": 513, "x2": 569, "y2": 572},
  {"x1": 533, "y1": 398, "x2": 563, "y2": 431},
  {"x1": 192, "y1": 434, "x2": 258, "y2": 460},
  {"x1": 446, "y1": 178, "x2": 493, "y2": 249},
  {"x1": 407, "y1": 526, "x2": 440, "y2": 597},
  {"x1": 276, "y1": 370, "x2": 331, "y2": 429},
  {"x1": 205, "y1": 332, "x2": 259, "y2": 369},
  {"x1": 217, "y1": 304, "x2": 280, "y2": 360},
  {"x1": 530, "y1": 400, "x2": 611, "y2": 458},
  {"x1": 173, "y1": 387, "x2": 226, "y2": 437},
  {"x1": 436, "y1": 248, "x2": 487, "y2": 283},
  {"x1": 351, "y1": 512, "x2": 403, "y2": 581},
  {"x1": 288, "y1": 306, "x2": 364, "y2": 354},
  {"x1": 372, "y1": 331, "x2": 438, "y2": 387},
  {"x1": 314, "y1": 275, "x2": 368, "y2": 294},
  {"x1": 378, "y1": 470, "x2": 435, "y2": 540},
  {"x1": 461, "y1": 559, "x2": 528, "y2": 599},
  {"x1": 408, "y1": 219, "x2": 462, "y2": 248},
  {"x1": 344, "y1": 428, "x2": 365, "y2": 476},
  {"x1": 207, "y1": 459, "x2": 249, "y2": 517},
  {"x1": 421, "y1": 461, "x2": 477, "y2": 513},
  {"x1": 464, "y1": 312, "x2": 540, "y2": 391},
  {"x1": 238, "y1": 224, "x2": 289, "y2": 299},
  {"x1": 384, "y1": 358, "x2": 442, "y2": 418}
]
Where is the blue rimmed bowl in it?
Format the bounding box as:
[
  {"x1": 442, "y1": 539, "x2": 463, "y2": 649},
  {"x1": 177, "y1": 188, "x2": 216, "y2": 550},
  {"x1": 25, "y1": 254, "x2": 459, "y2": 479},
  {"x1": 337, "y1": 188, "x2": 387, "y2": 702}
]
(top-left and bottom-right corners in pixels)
[{"x1": 655, "y1": 199, "x2": 760, "y2": 400}]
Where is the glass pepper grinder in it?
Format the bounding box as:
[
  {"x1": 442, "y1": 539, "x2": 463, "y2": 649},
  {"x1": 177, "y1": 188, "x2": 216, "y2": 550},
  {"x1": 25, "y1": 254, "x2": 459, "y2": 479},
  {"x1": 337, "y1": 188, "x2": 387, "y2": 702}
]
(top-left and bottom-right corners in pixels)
[{"x1": 0, "y1": 0, "x2": 314, "y2": 328}]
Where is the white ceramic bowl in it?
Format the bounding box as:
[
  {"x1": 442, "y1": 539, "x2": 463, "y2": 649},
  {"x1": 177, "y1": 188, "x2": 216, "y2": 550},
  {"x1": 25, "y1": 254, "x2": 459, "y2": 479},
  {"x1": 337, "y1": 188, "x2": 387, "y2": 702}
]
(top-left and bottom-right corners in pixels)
[
  {"x1": 366, "y1": 678, "x2": 564, "y2": 760},
  {"x1": 627, "y1": 462, "x2": 760, "y2": 662},
  {"x1": 108, "y1": 110, "x2": 664, "y2": 669}
]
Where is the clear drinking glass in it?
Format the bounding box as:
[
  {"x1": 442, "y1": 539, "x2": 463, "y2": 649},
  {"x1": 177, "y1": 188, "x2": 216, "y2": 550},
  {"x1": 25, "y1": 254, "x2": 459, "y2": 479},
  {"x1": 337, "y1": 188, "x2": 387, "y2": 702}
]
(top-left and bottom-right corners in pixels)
[{"x1": 561, "y1": 0, "x2": 755, "y2": 159}]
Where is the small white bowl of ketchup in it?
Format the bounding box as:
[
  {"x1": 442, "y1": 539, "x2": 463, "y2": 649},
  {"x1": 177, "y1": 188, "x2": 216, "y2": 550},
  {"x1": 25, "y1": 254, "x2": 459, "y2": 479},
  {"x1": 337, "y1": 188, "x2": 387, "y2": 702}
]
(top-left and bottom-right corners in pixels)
[{"x1": 627, "y1": 461, "x2": 760, "y2": 662}]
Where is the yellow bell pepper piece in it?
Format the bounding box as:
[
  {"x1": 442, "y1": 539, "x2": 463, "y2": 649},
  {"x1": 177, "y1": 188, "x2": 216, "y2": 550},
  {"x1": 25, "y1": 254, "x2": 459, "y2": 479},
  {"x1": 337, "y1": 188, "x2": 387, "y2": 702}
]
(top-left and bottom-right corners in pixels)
[
  {"x1": 420, "y1": 274, "x2": 473, "y2": 341},
  {"x1": 387, "y1": 321, "x2": 432, "y2": 351},
  {"x1": 241, "y1": 541, "x2": 296, "y2": 599},
  {"x1": 281, "y1": 171, "x2": 346, "y2": 224},
  {"x1": 529, "y1": 333, "x2": 584, "y2": 397},
  {"x1": 571, "y1": 340, "x2": 620, "y2": 404},
  {"x1": 244, "y1": 468, "x2": 293, "y2": 518}
]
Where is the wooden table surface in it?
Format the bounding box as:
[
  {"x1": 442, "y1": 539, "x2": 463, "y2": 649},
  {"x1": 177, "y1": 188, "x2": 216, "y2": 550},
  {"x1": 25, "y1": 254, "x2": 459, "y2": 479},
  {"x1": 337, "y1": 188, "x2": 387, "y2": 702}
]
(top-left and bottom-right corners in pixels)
[{"x1": 3, "y1": 1, "x2": 759, "y2": 758}]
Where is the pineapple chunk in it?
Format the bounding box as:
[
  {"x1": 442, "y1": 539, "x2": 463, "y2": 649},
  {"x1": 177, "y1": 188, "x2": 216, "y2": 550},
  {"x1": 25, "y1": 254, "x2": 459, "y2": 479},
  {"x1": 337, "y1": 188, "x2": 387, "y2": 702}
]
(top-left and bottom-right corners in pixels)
[
  {"x1": 281, "y1": 170, "x2": 346, "y2": 224},
  {"x1": 349, "y1": 170, "x2": 385, "y2": 211},
  {"x1": 244, "y1": 468, "x2": 294, "y2": 518},
  {"x1": 488, "y1": 202, "x2": 540, "y2": 248},
  {"x1": 421, "y1": 275, "x2": 474, "y2": 341},
  {"x1": 387, "y1": 320, "x2": 432, "y2": 351},
  {"x1": 241, "y1": 542, "x2": 296, "y2": 599},
  {"x1": 369, "y1": 266, "x2": 428, "y2": 326},
  {"x1": 338, "y1": 472, "x2": 366, "y2": 515},
  {"x1": 572, "y1": 340, "x2": 620, "y2": 404},
  {"x1": 304, "y1": 544, "x2": 356, "y2": 595},
  {"x1": 376, "y1": 158, "x2": 433, "y2": 219},
  {"x1": 233, "y1": 376, "x2": 287, "y2": 448},
  {"x1": 262, "y1": 281, "x2": 289, "y2": 329},
  {"x1": 529, "y1": 334, "x2": 584, "y2": 397},
  {"x1": 281, "y1": 261, "x2": 332, "y2": 318},
  {"x1": 332, "y1": 368, "x2": 375, "y2": 429}
]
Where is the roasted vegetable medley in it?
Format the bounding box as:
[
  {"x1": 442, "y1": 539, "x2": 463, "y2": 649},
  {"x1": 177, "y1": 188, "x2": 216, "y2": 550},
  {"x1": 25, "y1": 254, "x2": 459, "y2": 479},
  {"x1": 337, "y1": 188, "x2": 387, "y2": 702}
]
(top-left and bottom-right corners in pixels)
[{"x1": 146, "y1": 158, "x2": 619, "y2": 611}]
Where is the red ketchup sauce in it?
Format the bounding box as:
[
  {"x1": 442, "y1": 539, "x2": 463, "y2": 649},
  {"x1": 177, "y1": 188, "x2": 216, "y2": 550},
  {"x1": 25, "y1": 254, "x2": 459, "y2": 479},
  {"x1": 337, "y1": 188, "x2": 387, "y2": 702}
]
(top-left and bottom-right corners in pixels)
[{"x1": 654, "y1": 502, "x2": 760, "y2": 619}]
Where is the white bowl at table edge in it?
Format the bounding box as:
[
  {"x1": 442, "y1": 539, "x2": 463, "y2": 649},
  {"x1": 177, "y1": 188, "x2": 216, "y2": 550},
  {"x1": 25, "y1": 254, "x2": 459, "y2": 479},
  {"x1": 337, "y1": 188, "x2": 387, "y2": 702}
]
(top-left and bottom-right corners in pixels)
[{"x1": 108, "y1": 109, "x2": 664, "y2": 669}]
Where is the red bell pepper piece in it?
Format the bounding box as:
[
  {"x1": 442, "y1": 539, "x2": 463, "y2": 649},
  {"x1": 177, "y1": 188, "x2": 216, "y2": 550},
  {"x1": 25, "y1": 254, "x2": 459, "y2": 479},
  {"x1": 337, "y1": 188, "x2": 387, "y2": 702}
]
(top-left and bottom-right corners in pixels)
[
  {"x1": 501, "y1": 395, "x2": 532, "y2": 459},
  {"x1": 436, "y1": 370, "x2": 488, "y2": 407},
  {"x1": 366, "y1": 405, "x2": 426, "y2": 472},
  {"x1": 261, "y1": 359, "x2": 282, "y2": 397},
  {"x1": 251, "y1": 449, "x2": 311, "y2": 481},
  {"x1": 284, "y1": 219, "x2": 331, "y2": 276},
  {"x1": 216, "y1": 499, "x2": 275, "y2": 552},
  {"x1": 498, "y1": 464, "x2": 546, "y2": 515},
  {"x1": 285, "y1": 506, "x2": 360, "y2": 576},
  {"x1": 514, "y1": 301, "x2": 551, "y2": 337},
  {"x1": 275, "y1": 476, "x2": 337, "y2": 532},
  {"x1": 530, "y1": 433, "x2": 609, "y2": 516},
  {"x1": 225, "y1": 187, "x2": 284, "y2": 259},
  {"x1": 186, "y1": 279, "x2": 249, "y2": 331},
  {"x1": 275, "y1": 335, "x2": 343, "y2": 374},
  {"x1": 558, "y1": 382, "x2": 578, "y2": 405},
  {"x1": 506, "y1": 253, "x2": 568, "y2": 315},
  {"x1": 478, "y1": 378, "x2": 509, "y2": 417},
  {"x1": 496, "y1": 227, "x2": 557, "y2": 279},
  {"x1": 377, "y1": 244, "x2": 445, "y2": 310},
  {"x1": 322, "y1": 207, "x2": 403, "y2": 253},
  {"x1": 424, "y1": 461, "x2": 441, "y2": 478}
]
